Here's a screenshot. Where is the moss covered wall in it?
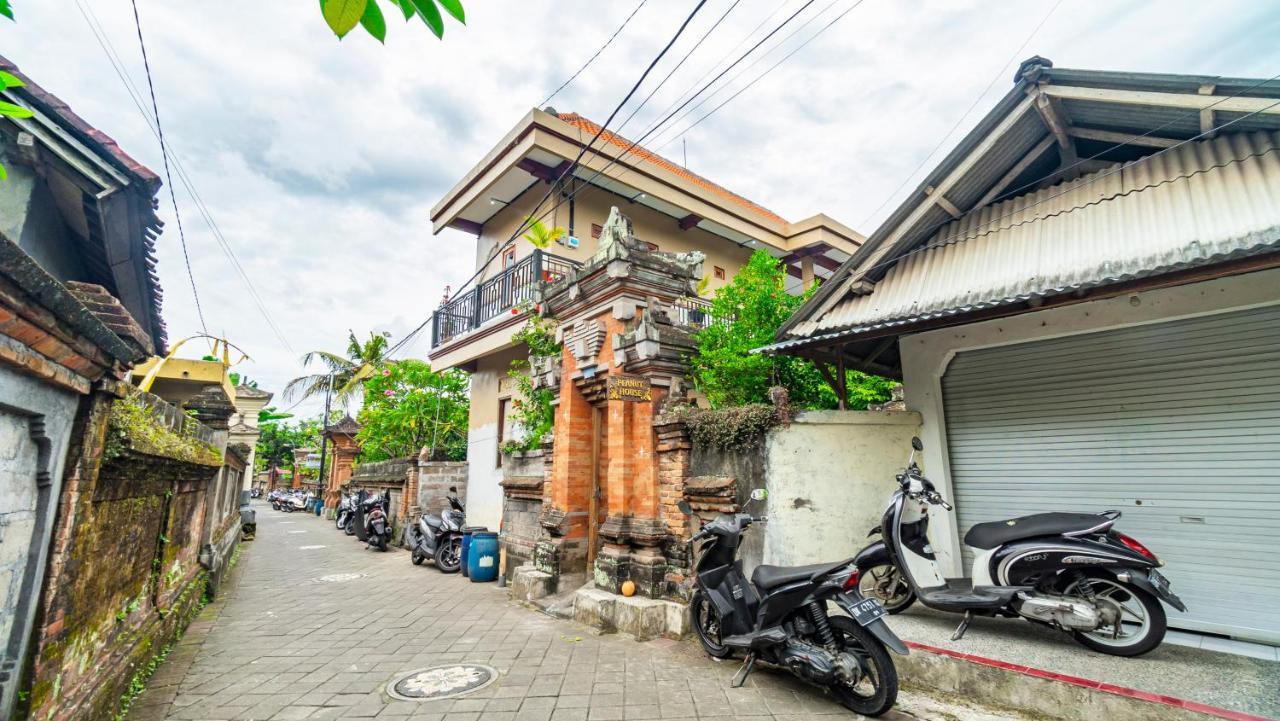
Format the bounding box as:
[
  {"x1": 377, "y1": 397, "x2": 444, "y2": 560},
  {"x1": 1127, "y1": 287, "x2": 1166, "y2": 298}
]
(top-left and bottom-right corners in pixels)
[{"x1": 21, "y1": 391, "x2": 221, "y2": 721}]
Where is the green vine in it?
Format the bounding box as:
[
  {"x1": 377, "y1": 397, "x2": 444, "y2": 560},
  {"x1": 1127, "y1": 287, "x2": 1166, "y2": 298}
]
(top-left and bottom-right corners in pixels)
[
  {"x1": 105, "y1": 395, "x2": 222, "y2": 466},
  {"x1": 501, "y1": 302, "x2": 560, "y2": 454},
  {"x1": 672, "y1": 403, "x2": 783, "y2": 451}
]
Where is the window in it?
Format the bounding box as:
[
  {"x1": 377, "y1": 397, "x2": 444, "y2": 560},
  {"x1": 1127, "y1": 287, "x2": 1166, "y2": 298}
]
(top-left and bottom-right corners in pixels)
[
  {"x1": 714, "y1": 265, "x2": 725, "y2": 280},
  {"x1": 497, "y1": 397, "x2": 511, "y2": 466},
  {"x1": 501, "y1": 246, "x2": 516, "y2": 269},
  {"x1": 591, "y1": 223, "x2": 602, "y2": 239}
]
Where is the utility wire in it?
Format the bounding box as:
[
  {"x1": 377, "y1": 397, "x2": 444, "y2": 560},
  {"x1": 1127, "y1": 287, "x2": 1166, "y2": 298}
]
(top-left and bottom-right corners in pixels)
[
  {"x1": 79, "y1": 1, "x2": 295, "y2": 354},
  {"x1": 538, "y1": 0, "x2": 649, "y2": 108},
  {"x1": 655, "y1": 0, "x2": 867, "y2": 152},
  {"x1": 128, "y1": 0, "x2": 206, "y2": 335},
  {"x1": 855, "y1": 0, "x2": 1064, "y2": 229},
  {"x1": 389, "y1": 0, "x2": 715, "y2": 358}
]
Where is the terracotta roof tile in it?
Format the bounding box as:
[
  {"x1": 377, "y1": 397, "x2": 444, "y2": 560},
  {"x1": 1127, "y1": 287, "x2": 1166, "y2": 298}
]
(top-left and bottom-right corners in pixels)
[{"x1": 556, "y1": 112, "x2": 788, "y2": 225}]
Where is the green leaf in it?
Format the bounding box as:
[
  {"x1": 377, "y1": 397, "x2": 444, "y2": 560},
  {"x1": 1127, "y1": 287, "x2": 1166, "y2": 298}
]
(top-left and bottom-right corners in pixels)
[
  {"x1": 0, "y1": 101, "x2": 33, "y2": 119},
  {"x1": 0, "y1": 0, "x2": 12, "y2": 21},
  {"x1": 0, "y1": 71, "x2": 24, "y2": 89},
  {"x1": 435, "y1": 0, "x2": 465, "y2": 23},
  {"x1": 360, "y1": 0, "x2": 387, "y2": 43},
  {"x1": 411, "y1": 0, "x2": 445, "y2": 38},
  {"x1": 322, "y1": 0, "x2": 368, "y2": 38},
  {"x1": 388, "y1": 0, "x2": 416, "y2": 20},
  {"x1": 0, "y1": 163, "x2": 7, "y2": 182}
]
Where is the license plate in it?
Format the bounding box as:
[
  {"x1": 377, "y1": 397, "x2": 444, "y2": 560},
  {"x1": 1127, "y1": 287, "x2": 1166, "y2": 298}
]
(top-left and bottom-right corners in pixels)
[
  {"x1": 1149, "y1": 569, "x2": 1169, "y2": 593},
  {"x1": 848, "y1": 596, "x2": 887, "y2": 626}
]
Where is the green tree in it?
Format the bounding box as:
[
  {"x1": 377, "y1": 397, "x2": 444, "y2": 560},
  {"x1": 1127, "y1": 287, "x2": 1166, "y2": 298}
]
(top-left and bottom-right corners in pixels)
[
  {"x1": 356, "y1": 360, "x2": 469, "y2": 462},
  {"x1": 320, "y1": 0, "x2": 464, "y2": 43},
  {"x1": 0, "y1": 70, "x2": 34, "y2": 182},
  {"x1": 255, "y1": 417, "x2": 321, "y2": 477},
  {"x1": 690, "y1": 250, "x2": 894, "y2": 410},
  {"x1": 283, "y1": 330, "x2": 390, "y2": 409}
]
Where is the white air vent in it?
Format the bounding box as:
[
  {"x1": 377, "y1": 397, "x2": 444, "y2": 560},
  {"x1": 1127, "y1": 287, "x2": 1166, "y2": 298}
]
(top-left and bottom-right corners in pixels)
[{"x1": 565, "y1": 235, "x2": 580, "y2": 249}]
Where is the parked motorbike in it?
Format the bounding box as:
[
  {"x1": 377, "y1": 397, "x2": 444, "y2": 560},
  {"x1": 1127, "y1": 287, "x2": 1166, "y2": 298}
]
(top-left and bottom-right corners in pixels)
[
  {"x1": 680, "y1": 490, "x2": 904, "y2": 717},
  {"x1": 334, "y1": 492, "x2": 356, "y2": 531},
  {"x1": 852, "y1": 437, "x2": 1186, "y2": 657},
  {"x1": 408, "y1": 486, "x2": 465, "y2": 573},
  {"x1": 352, "y1": 489, "x2": 394, "y2": 551}
]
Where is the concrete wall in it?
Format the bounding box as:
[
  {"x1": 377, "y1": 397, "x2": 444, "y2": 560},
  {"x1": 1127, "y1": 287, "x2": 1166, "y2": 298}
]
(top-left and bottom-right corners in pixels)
[
  {"x1": 763, "y1": 410, "x2": 922, "y2": 568},
  {"x1": 900, "y1": 267, "x2": 1280, "y2": 577},
  {"x1": 0, "y1": 366, "x2": 79, "y2": 720},
  {"x1": 464, "y1": 348, "x2": 523, "y2": 531},
  {"x1": 689, "y1": 445, "x2": 767, "y2": 577}
]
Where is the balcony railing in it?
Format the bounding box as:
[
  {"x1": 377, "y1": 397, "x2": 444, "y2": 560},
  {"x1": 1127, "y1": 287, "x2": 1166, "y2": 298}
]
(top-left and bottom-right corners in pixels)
[
  {"x1": 432, "y1": 250, "x2": 580, "y2": 349},
  {"x1": 670, "y1": 296, "x2": 731, "y2": 331}
]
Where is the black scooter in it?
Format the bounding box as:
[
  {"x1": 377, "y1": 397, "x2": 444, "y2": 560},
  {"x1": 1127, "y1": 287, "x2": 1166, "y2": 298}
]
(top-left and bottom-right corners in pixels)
[
  {"x1": 853, "y1": 437, "x2": 1186, "y2": 657},
  {"x1": 680, "y1": 490, "x2": 905, "y2": 717},
  {"x1": 352, "y1": 489, "x2": 394, "y2": 551},
  {"x1": 334, "y1": 491, "x2": 355, "y2": 531},
  {"x1": 408, "y1": 485, "x2": 465, "y2": 573}
]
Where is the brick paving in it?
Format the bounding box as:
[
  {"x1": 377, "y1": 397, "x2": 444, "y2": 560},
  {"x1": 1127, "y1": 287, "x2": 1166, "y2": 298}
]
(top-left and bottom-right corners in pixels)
[{"x1": 126, "y1": 505, "x2": 1031, "y2": 721}]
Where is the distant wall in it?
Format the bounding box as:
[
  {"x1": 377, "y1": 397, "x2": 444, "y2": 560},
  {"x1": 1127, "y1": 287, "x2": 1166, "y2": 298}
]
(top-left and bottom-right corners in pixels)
[
  {"x1": 689, "y1": 444, "x2": 767, "y2": 577},
  {"x1": 763, "y1": 411, "x2": 921, "y2": 567}
]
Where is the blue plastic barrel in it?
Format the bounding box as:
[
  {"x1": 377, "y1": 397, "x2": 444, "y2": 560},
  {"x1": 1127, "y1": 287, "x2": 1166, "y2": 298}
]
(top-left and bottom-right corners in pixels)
[
  {"x1": 459, "y1": 526, "x2": 487, "y2": 578},
  {"x1": 468, "y1": 532, "x2": 499, "y2": 582}
]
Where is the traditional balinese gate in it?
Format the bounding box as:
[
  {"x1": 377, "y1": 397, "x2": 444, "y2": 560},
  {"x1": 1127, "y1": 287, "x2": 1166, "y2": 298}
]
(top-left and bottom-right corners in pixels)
[{"x1": 531, "y1": 208, "x2": 705, "y2": 598}]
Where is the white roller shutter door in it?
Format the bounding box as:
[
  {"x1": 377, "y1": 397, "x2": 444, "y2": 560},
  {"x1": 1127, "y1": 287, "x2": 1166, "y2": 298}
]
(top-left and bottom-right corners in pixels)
[{"x1": 941, "y1": 303, "x2": 1280, "y2": 643}]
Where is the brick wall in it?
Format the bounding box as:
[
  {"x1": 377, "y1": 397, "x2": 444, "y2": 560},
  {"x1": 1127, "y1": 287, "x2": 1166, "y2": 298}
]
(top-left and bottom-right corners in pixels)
[{"x1": 22, "y1": 392, "x2": 221, "y2": 721}]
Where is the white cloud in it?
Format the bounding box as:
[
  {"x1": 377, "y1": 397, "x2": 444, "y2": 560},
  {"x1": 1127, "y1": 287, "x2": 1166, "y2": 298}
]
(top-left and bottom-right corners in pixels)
[{"x1": 5, "y1": 0, "x2": 1278, "y2": 418}]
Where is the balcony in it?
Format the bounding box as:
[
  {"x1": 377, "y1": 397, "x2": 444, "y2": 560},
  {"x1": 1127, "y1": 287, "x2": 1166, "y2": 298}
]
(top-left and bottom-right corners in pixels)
[{"x1": 432, "y1": 250, "x2": 580, "y2": 349}]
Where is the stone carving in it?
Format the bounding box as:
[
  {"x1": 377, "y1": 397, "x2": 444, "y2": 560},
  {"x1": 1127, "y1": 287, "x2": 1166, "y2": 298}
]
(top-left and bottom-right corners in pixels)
[
  {"x1": 594, "y1": 206, "x2": 636, "y2": 258},
  {"x1": 565, "y1": 319, "x2": 606, "y2": 369}
]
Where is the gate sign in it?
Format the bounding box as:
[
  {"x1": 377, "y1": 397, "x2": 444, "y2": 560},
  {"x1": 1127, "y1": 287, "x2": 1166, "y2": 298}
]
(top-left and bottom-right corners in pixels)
[{"x1": 607, "y1": 376, "x2": 652, "y2": 402}]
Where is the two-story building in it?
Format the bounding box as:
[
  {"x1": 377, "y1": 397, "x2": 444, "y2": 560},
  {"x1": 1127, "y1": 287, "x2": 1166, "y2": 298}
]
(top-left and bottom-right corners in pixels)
[{"x1": 429, "y1": 108, "x2": 863, "y2": 530}]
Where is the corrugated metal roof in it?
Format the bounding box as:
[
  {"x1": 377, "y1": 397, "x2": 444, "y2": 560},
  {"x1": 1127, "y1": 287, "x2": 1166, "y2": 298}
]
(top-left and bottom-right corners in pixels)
[{"x1": 790, "y1": 131, "x2": 1280, "y2": 339}]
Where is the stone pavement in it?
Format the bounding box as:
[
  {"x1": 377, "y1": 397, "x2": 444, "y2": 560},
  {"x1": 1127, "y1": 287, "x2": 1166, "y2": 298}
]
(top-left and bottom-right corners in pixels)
[{"x1": 125, "y1": 505, "x2": 1036, "y2": 721}]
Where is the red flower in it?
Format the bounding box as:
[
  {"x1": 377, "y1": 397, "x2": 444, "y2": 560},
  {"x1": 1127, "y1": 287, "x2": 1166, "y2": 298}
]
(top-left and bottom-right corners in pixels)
[
  {"x1": 534, "y1": 303, "x2": 541, "y2": 313},
  {"x1": 383, "y1": 389, "x2": 394, "y2": 397},
  {"x1": 542, "y1": 271, "x2": 553, "y2": 282},
  {"x1": 511, "y1": 307, "x2": 519, "y2": 315}
]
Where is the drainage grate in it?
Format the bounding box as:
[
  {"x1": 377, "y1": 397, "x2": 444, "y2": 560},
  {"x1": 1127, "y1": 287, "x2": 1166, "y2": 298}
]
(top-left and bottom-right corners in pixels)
[
  {"x1": 386, "y1": 664, "x2": 498, "y2": 702},
  {"x1": 313, "y1": 572, "x2": 367, "y2": 583}
]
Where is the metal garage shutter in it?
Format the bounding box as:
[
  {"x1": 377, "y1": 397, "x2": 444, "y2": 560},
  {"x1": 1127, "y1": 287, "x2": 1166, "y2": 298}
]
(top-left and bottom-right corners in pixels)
[{"x1": 941, "y1": 303, "x2": 1280, "y2": 644}]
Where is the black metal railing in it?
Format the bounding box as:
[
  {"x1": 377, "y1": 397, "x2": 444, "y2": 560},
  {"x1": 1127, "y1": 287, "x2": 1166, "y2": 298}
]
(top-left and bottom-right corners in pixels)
[
  {"x1": 670, "y1": 295, "x2": 731, "y2": 331},
  {"x1": 432, "y1": 250, "x2": 580, "y2": 349}
]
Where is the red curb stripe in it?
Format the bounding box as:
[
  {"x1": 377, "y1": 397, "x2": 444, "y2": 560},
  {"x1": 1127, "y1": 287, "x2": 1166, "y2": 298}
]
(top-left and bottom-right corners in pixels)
[{"x1": 904, "y1": 641, "x2": 1274, "y2": 721}]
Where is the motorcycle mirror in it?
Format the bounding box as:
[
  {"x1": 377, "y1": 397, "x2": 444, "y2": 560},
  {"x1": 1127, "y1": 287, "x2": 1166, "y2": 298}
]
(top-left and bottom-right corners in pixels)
[
  {"x1": 676, "y1": 500, "x2": 693, "y2": 516},
  {"x1": 911, "y1": 436, "x2": 923, "y2": 452},
  {"x1": 749, "y1": 489, "x2": 768, "y2": 502}
]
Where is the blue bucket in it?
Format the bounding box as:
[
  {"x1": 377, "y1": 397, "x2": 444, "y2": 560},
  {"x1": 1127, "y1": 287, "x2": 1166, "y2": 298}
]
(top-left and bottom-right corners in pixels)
[
  {"x1": 459, "y1": 526, "x2": 487, "y2": 578},
  {"x1": 468, "y1": 532, "x2": 499, "y2": 582}
]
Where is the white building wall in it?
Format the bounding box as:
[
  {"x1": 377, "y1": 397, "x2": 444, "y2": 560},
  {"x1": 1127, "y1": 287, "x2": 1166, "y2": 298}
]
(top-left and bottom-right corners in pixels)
[
  {"x1": 763, "y1": 410, "x2": 921, "y2": 567},
  {"x1": 465, "y1": 424, "x2": 504, "y2": 531},
  {"x1": 900, "y1": 267, "x2": 1280, "y2": 576}
]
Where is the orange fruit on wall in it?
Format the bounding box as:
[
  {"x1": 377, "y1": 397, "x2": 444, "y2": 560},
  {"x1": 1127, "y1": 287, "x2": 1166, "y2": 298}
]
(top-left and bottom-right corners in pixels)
[{"x1": 621, "y1": 580, "x2": 636, "y2": 597}]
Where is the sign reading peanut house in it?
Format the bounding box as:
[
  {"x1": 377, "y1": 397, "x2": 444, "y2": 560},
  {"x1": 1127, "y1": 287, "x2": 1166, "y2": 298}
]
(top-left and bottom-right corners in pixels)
[{"x1": 606, "y1": 375, "x2": 652, "y2": 402}]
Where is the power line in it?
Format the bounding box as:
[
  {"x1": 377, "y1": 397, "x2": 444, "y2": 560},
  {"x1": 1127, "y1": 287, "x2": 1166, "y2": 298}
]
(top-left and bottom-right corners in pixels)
[
  {"x1": 654, "y1": 0, "x2": 868, "y2": 152},
  {"x1": 855, "y1": 0, "x2": 1064, "y2": 229},
  {"x1": 128, "y1": 0, "x2": 206, "y2": 335},
  {"x1": 79, "y1": 1, "x2": 296, "y2": 355},
  {"x1": 390, "y1": 0, "x2": 716, "y2": 358},
  {"x1": 538, "y1": 0, "x2": 649, "y2": 108}
]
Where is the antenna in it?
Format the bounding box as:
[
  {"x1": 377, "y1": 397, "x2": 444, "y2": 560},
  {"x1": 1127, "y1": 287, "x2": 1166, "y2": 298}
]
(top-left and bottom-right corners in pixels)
[{"x1": 683, "y1": 138, "x2": 688, "y2": 167}]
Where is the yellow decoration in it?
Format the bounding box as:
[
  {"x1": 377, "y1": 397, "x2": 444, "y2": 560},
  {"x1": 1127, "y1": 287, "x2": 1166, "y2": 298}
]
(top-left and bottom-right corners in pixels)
[{"x1": 621, "y1": 580, "x2": 636, "y2": 597}]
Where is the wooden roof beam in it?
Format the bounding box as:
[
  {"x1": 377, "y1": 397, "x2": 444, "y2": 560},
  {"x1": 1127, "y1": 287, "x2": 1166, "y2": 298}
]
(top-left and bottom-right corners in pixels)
[
  {"x1": 975, "y1": 135, "x2": 1056, "y2": 209},
  {"x1": 1030, "y1": 86, "x2": 1077, "y2": 165},
  {"x1": 1199, "y1": 83, "x2": 1218, "y2": 139},
  {"x1": 1042, "y1": 84, "x2": 1280, "y2": 117},
  {"x1": 924, "y1": 186, "x2": 963, "y2": 220},
  {"x1": 677, "y1": 213, "x2": 702, "y2": 231},
  {"x1": 1068, "y1": 126, "x2": 1181, "y2": 149}
]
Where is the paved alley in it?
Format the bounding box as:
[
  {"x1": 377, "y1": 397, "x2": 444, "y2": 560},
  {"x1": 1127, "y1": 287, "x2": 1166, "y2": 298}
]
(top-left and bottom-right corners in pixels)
[{"x1": 125, "y1": 506, "x2": 1035, "y2": 721}]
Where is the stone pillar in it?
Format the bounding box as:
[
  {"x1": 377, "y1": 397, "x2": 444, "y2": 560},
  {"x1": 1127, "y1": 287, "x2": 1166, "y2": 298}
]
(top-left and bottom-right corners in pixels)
[{"x1": 325, "y1": 434, "x2": 357, "y2": 508}]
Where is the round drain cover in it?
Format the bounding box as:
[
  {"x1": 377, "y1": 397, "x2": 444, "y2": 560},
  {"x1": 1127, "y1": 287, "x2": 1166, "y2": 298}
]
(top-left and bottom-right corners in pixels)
[
  {"x1": 314, "y1": 572, "x2": 366, "y2": 583},
  {"x1": 387, "y1": 664, "x2": 498, "y2": 701}
]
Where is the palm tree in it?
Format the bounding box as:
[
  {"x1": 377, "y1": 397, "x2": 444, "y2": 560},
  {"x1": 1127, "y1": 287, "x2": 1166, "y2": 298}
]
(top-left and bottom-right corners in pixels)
[
  {"x1": 283, "y1": 331, "x2": 390, "y2": 408},
  {"x1": 521, "y1": 215, "x2": 566, "y2": 249}
]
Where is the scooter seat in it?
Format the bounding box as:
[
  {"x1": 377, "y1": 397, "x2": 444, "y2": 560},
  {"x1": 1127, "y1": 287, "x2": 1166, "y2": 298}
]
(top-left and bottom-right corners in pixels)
[
  {"x1": 751, "y1": 560, "x2": 848, "y2": 591},
  {"x1": 965, "y1": 512, "x2": 1113, "y2": 549}
]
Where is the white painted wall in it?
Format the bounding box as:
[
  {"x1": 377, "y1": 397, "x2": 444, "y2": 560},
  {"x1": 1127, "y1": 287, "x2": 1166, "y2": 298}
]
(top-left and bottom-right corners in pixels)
[
  {"x1": 763, "y1": 410, "x2": 922, "y2": 568},
  {"x1": 465, "y1": 423, "x2": 504, "y2": 531},
  {"x1": 900, "y1": 267, "x2": 1280, "y2": 577}
]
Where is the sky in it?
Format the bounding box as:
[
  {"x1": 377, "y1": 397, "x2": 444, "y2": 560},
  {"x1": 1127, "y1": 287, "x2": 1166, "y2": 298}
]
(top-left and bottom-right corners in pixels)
[{"x1": 5, "y1": 0, "x2": 1279, "y2": 419}]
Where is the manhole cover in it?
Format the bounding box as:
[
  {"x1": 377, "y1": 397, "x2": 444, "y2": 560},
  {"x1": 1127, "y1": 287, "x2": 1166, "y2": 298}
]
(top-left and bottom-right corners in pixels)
[
  {"x1": 386, "y1": 664, "x2": 498, "y2": 701},
  {"x1": 314, "y1": 572, "x2": 366, "y2": 583}
]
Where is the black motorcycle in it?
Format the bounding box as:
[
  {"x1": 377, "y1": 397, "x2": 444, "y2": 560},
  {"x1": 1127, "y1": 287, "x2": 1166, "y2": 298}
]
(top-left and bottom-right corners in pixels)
[
  {"x1": 334, "y1": 491, "x2": 356, "y2": 531},
  {"x1": 853, "y1": 437, "x2": 1186, "y2": 657},
  {"x1": 679, "y1": 490, "x2": 905, "y2": 717},
  {"x1": 408, "y1": 485, "x2": 465, "y2": 573},
  {"x1": 352, "y1": 489, "x2": 394, "y2": 551}
]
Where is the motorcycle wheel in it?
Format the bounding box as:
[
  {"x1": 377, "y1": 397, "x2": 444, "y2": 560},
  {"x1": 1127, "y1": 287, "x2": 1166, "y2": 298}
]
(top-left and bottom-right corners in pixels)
[
  {"x1": 344, "y1": 518, "x2": 355, "y2": 536},
  {"x1": 1061, "y1": 574, "x2": 1166, "y2": 657},
  {"x1": 690, "y1": 590, "x2": 732, "y2": 658},
  {"x1": 411, "y1": 548, "x2": 426, "y2": 565},
  {"x1": 375, "y1": 534, "x2": 387, "y2": 552},
  {"x1": 827, "y1": 615, "x2": 898, "y2": 717},
  {"x1": 436, "y1": 537, "x2": 462, "y2": 573},
  {"x1": 335, "y1": 514, "x2": 344, "y2": 530},
  {"x1": 857, "y1": 565, "x2": 916, "y2": 614}
]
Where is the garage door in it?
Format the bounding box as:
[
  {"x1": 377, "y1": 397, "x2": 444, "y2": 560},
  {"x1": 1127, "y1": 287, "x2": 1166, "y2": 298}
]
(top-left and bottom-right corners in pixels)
[{"x1": 941, "y1": 303, "x2": 1280, "y2": 644}]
